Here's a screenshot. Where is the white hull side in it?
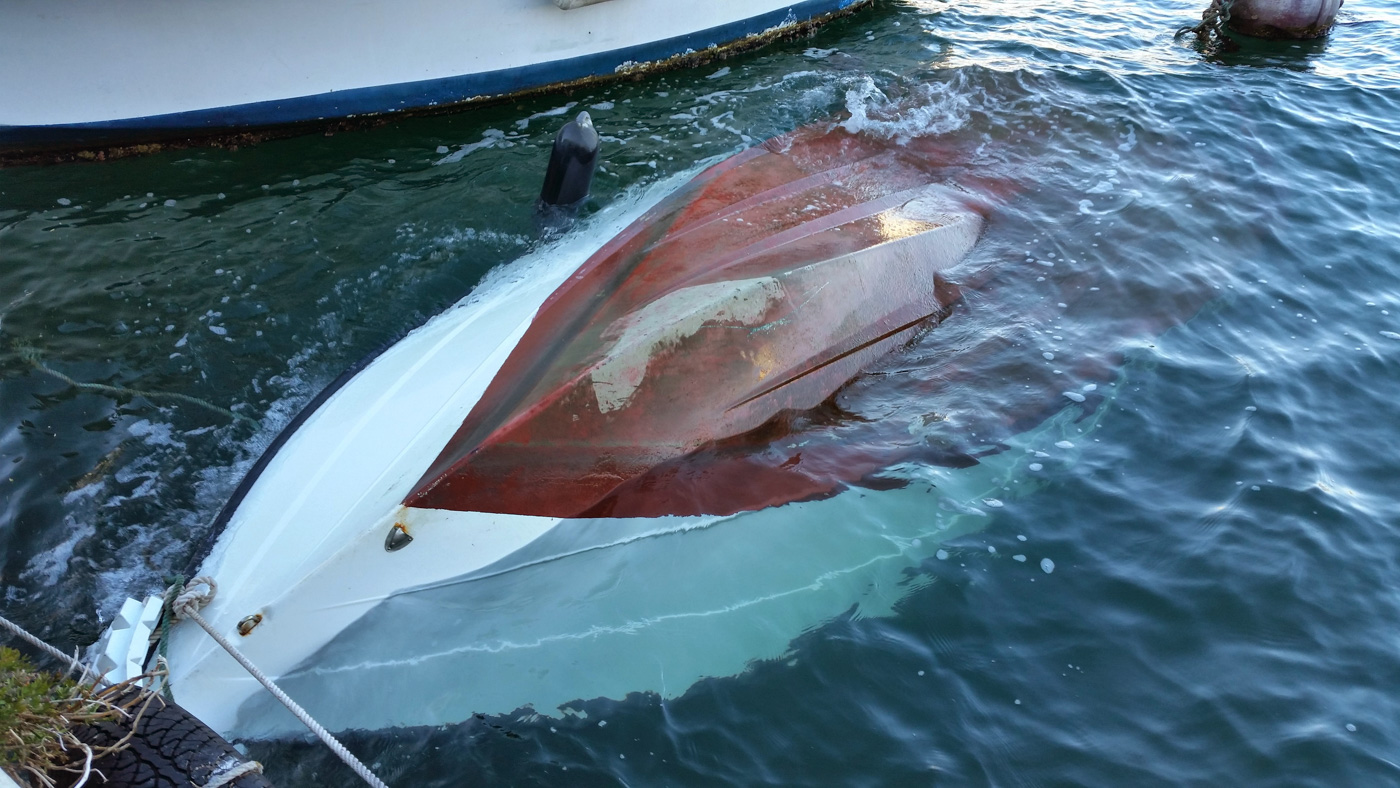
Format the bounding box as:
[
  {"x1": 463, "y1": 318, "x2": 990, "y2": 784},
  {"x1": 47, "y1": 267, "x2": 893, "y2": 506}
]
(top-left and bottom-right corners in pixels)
[
  {"x1": 1, "y1": 0, "x2": 861, "y2": 129},
  {"x1": 161, "y1": 170, "x2": 702, "y2": 734},
  {"x1": 225, "y1": 404, "x2": 1103, "y2": 738},
  {"x1": 155, "y1": 151, "x2": 1110, "y2": 739}
]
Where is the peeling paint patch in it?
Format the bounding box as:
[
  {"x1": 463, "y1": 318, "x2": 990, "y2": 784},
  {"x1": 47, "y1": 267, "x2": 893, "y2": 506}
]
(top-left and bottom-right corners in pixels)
[{"x1": 592, "y1": 277, "x2": 783, "y2": 412}]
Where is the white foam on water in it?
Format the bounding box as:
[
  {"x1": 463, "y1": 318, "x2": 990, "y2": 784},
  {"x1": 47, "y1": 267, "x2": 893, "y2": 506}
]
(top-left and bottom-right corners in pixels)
[
  {"x1": 394, "y1": 226, "x2": 532, "y2": 265},
  {"x1": 838, "y1": 75, "x2": 971, "y2": 143},
  {"x1": 20, "y1": 516, "x2": 94, "y2": 586},
  {"x1": 1117, "y1": 126, "x2": 1138, "y2": 152},
  {"x1": 434, "y1": 129, "x2": 518, "y2": 166},
  {"x1": 708, "y1": 110, "x2": 752, "y2": 144},
  {"x1": 513, "y1": 102, "x2": 579, "y2": 130},
  {"x1": 19, "y1": 412, "x2": 234, "y2": 614}
]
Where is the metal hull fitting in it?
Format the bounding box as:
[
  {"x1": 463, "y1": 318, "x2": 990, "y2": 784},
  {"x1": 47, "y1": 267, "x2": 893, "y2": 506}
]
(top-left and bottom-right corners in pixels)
[
  {"x1": 151, "y1": 123, "x2": 1007, "y2": 736},
  {"x1": 0, "y1": 0, "x2": 866, "y2": 160}
]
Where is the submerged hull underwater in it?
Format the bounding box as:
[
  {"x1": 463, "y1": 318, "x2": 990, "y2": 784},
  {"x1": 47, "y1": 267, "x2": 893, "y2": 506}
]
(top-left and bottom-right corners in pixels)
[{"x1": 154, "y1": 123, "x2": 1040, "y2": 737}]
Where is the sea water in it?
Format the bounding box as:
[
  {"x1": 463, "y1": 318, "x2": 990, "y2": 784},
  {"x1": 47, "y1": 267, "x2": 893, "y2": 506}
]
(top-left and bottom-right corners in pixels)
[{"x1": 3, "y1": 0, "x2": 1400, "y2": 783}]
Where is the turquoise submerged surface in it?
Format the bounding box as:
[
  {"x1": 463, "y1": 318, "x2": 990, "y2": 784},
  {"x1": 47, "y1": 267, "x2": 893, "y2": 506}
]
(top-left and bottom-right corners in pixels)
[{"x1": 3, "y1": 0, "x2": 1400, "y2": 783}]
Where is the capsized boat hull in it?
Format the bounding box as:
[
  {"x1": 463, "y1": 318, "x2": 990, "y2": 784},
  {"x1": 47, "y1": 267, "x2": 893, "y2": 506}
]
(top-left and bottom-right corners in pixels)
[
  {"x1": 0, "y1": 0, "x2": 866, "y2": 159},
  {"x1": 409, "y1": 139, "x2": 984, "y2": 517},
  {"x1": 229, "y1": 409, "x2": 1100, "y2": 738},
  {"x1": 160, "y1": 124, "x2": 992, "y2": 735}
]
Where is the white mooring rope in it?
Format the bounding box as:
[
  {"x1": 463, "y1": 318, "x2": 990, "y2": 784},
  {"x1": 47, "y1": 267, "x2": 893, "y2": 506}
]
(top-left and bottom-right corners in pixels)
[
  {"x1": 0, "y1": 612, "x2": 98, "y2": 686},
  {"x1": 201, "y1": 757, "x2": 264, "y2": 788},
  {"x1": 171, "y1": 577, "x2": 391, "y2": 788}
]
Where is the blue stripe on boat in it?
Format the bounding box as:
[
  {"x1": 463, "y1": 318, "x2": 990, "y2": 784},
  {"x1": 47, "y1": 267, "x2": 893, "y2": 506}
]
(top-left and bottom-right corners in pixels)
[{"x1": 0, "y1": 0, "x2": 861, "y2": 153}]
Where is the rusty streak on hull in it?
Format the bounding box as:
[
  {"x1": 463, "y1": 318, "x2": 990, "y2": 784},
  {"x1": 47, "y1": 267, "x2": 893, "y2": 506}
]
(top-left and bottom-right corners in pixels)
[{"x1": 406, "y1": 125, "x2": 987, "y2": 517}]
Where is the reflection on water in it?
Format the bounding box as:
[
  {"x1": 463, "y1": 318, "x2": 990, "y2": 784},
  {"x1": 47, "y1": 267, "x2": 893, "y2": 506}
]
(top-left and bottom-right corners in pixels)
[{"x1": 4, "y1": 0, "x2": 1400, "y2": 783}]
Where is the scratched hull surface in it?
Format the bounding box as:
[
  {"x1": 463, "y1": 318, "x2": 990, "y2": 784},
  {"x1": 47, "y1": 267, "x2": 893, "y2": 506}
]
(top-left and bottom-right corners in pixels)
[
  {"x1": 151, "y1": 125, "x2": 987, "y2": 735},
  {"x1": 410, "y1": 126, "x2": 984, "y2": 518}
]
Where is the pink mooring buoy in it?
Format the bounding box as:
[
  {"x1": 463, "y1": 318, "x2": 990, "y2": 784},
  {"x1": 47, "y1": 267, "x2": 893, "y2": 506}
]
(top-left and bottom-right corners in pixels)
[{"x1": 1228, "y1": 0, "x2": 1341, "y2": 39}]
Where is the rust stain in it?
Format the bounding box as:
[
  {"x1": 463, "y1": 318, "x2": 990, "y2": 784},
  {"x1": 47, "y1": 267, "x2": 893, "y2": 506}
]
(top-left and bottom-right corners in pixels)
[
  {"x1": 384, "y1": 521, "x2": 414, "y2": 552},
  {"x1": 237, "y1": 613, "x2": 263, "y2": 637}
]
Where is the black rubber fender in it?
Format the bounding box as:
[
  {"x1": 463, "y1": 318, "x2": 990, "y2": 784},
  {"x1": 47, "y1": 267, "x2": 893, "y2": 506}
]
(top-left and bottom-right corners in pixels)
[
  {"x1": 538, "y1": 110, "x2": 600, "y2": 207},
  {"x1": 55, "y1": 689, "x2": 273, "y2": 788}
]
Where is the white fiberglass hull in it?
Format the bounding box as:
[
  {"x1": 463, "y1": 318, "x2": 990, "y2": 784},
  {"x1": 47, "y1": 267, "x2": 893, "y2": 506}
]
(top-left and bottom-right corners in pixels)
[
  {"x1": 157, "y1": 136, "x2": 1101, "y2": 739},
  {"x1": 0, "y1": 0, "x2": 865, "y2": 155},
  {"x1": 161, "y1": 172, "x2": 696, "y2": 735},
  {"x1": 223, "y1": 413, "x2": 1096, "y2": 739}
]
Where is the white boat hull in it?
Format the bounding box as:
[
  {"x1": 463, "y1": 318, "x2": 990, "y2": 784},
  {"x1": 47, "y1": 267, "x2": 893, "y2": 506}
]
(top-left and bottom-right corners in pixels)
[
  {"x1": 0, "y1": 0, "x2": 865, "y2": 155},
  {"x1": 222, "y1": 421, "x2": 1093, "y2": 739},
  {"x1": 135, "y1": 124, "x2": 1107, "y2": 738},
  {"x1": 149, "y1": 171, "x2": 1101, "y2": 738},
  {"x1": 159, "y1": 169, "x2": 698, "y2": 735}
]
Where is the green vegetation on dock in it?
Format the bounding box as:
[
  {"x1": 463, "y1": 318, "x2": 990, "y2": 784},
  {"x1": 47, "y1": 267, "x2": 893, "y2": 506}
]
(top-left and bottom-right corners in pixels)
[{"x1": 0, "y1": 647, "x2": 132, "y2": 788}]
